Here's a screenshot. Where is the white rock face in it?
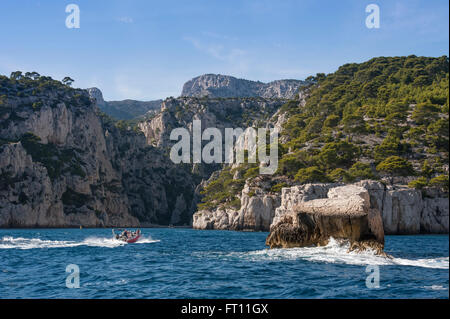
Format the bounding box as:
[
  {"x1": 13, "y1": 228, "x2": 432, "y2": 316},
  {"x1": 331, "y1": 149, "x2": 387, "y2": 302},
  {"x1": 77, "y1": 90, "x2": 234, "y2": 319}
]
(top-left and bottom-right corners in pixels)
[
  {"x1": 181, "y1": 74, "x2": 307, "y2": 99},
  {"x1": 138, "y1": 96, "x2": 284, "y2": 150},
  {"x1": 266, "y1": 184, "x2": 385, "y2": 252},
  {"x1": 192, "y1": 180, "x2": 280, "y2": 231},
  {"x1": 86, "y1": 88, "x2": 106, "y2": 106},
  {"x1": 273, "y1": 180, "x2": 449, "y2": 234},
  {"x1": 0, "y1": 143, "x2": 65, "y2": 227},
  {"x1": 271, "y1": 183, "x2": 339, "y2": 229}
]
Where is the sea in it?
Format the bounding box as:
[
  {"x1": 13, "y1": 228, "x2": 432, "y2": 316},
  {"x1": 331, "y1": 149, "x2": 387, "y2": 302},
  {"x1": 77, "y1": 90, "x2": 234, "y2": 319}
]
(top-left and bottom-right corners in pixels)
[{"x1": 0, "y1": 228, "x2": 448, "y2": 299}]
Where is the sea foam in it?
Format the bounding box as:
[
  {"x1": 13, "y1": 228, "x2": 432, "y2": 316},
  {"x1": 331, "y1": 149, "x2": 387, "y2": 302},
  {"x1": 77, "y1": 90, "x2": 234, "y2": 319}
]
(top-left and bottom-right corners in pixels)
[
  {"x1": 0, "y1": 235, "x2": 159, "y2": 250},
  {"x1": 235, "y1": 238, "x2": 449, "y2": 269}
]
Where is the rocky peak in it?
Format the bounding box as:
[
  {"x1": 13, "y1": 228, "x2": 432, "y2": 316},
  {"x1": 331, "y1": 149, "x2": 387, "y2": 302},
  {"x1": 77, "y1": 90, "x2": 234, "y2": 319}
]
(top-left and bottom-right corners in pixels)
[
  {"x1": 86, "y1": 87, "x2": 106, "y2": 107},
  {"x1": 181, "y1": 74, "x2": 307, "y2": 99}
]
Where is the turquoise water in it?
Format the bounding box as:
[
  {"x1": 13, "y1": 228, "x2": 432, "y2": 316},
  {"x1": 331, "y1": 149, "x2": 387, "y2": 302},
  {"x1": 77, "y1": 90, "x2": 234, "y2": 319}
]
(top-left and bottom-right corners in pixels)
[{"x1": 0, "y1": 228, "x2": 448, "y2": 299}]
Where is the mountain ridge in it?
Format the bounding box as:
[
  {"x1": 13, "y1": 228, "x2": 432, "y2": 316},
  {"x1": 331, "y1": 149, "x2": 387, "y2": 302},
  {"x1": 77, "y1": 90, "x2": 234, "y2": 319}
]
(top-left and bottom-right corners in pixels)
[
  {"x1": 181, "y1": 74, "x2": 307, "y2": 99},
  {"x1": 87, "y1": 87, "x2": 162, "y2": 120}
]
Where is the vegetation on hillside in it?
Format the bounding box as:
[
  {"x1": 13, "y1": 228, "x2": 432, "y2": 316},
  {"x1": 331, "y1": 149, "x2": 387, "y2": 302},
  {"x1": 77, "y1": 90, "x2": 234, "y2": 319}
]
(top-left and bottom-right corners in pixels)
[
  {"x1": 198, "y1": 56, "x2": 449, "y2": 211},
  {"x1": 278, "y1": 55, "x2": 448, "y2": 184},
  {"x1": 0, "y1": 71, "x2": 90, "y2": 108}
]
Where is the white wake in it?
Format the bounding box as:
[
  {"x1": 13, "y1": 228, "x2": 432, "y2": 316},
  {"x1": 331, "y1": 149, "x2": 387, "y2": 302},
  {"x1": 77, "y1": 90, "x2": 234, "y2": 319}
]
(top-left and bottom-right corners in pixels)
[
  {"x1": 235, "y1": 238, "x2": 449, "y2": 269},
  {"x1": 0, "y1": 235, "x2": 160, "y2": 250}
]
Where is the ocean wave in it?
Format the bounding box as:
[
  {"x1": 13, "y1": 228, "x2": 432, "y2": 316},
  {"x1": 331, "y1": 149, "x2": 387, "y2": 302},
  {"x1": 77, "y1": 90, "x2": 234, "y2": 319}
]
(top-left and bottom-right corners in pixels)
[
  {"x1": 0, "y1": 235, "x2": 159, "y2": 250},
  {"x1": 422, "y1": 285, "x2": 448, "y2": 291},
  {"x1": 234, "y1": 238, "x2": 449, "y2": 269},
  {"x1": 136, "y1": 236, "x2": 161, "y2": 244}
]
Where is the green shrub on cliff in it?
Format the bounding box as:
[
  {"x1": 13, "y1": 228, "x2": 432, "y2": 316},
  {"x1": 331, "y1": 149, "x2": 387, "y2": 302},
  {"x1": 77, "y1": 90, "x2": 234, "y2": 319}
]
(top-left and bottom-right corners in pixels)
[
  {"x1": 426, "y1": 119, "x2": 449, "y2": 151},
  {"x1": 197, "y1": 167, "x2": 245, "y2": 211},
  {"x1": 323, "y1": 114, "x2": 340, "y2": 128},
  {"x1": 373, "y1": 136, "x2": 405, "y2": 163},
  {"x1": 411, "y1": 102, "x2": 441, "y2": 125},
  {"x1": 376, "y1": 156, "x2": 414, "y2": 177},
  {"x1": 315, "y1": 140, "x2": 360, "y2": 169},
  {"x1": 328, "y1": 168, "x2": 352, "y2": 183},
  {"x1": 348, "y1": 162, "x2": 376, "y2": 181},
  {"x1": 277, "y1": 153, "x2": 306, "y2": 177},
  {"x1": 270, "y1": 182, "x2": 289, "y2": 193},
  {"x1": 408, "y1": 177, "x2": 428, "y2": 190},
  {"x1": 295, "y1": 166, "x2": 329, "y2": 183},
  {"x1": 428, "y1": 175, "x2": 449, "y2": 192}
]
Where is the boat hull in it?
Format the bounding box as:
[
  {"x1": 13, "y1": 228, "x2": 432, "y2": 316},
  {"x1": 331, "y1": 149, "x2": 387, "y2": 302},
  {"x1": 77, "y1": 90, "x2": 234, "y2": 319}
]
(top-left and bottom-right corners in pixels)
[{"x1": 126, "y1": 234, "x2": 141, "y2": 243}]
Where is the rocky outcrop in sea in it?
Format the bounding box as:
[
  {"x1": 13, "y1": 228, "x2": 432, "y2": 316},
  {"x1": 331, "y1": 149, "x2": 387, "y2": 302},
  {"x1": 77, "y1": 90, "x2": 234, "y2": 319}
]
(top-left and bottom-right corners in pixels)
[
  {"x1": 266, "y1": 184, "x2": 385, "y2": 254},
  {"x1": 193, "y1": 180, "x2": 449, "y2": 237}
]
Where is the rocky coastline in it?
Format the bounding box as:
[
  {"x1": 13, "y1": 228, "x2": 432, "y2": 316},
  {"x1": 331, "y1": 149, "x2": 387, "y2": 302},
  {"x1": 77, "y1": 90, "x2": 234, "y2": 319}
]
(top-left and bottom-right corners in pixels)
[
  {"x1": 193, "y1": 180, "x2": 448, "y2": 253},
  {"x1": 1, "y1": 61, "x2": 449, "y2": 245}
]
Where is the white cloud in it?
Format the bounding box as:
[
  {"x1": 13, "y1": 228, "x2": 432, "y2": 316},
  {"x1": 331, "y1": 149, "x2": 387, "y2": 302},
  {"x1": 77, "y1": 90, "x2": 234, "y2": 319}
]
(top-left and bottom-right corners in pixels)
[
  {"x1": 113, "y1": 74, "x2": 144, "y2": 100},
  {"x1": 182, "y1": 35, "x2": 313, "y2": 82},
  {"x1": 117, "y1": 16, "x2": 134, "y2": 24},
  {"x1": 183, "y1": 36, "x2": 247, "y2": 65},
  {"x1": 384, "y1": 1, "x2": 447, "y2": 35},
  {"x1": 201, "y1": 31, "x2": 238, "y2": 41},
  {"x1": 108, "y1": 72, "x2": 184, "y2": 101}
]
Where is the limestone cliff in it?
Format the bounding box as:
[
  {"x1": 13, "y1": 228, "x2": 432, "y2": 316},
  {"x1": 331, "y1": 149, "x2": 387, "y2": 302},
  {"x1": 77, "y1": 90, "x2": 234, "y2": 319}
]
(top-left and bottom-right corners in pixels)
[
  {"x1": 0, "y1": 77, "x2": 195, "y2": 227},
  {"x1": 193, "y1": 179, "x2": 448, "y2": 235},
  {"x1": 193, "y1": 176, "x2": 281, "y2": 231},
  {"x1": 266, "y1": 184, "x2": 385, "y2": 254},
  {"x1": 139, "y1": 96, "x2": 285, "y2": 149},
  {"x1": 271, "y1": 181, "x2": 448, "y2": 236}
]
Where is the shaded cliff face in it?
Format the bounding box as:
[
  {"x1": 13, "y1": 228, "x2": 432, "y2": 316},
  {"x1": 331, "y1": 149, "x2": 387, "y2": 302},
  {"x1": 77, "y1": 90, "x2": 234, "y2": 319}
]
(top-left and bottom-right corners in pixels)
[
  {"x1": 181, "y1": 74, "x2": 306, "y2": 99},
  {"x1": 101, "y1": 121, "x2": 197, "y2": 225},
  {"x1": 0, "y1": 76, "x2": 195, "y2": 227},
  {"x1": 139, "y1": 96, "x2": 285, "y2": 149}
]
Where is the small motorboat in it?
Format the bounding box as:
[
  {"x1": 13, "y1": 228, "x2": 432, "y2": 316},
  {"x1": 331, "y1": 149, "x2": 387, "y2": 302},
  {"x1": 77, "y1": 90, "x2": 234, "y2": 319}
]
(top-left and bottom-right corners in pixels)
[{"x1": 112, "y1": 228, "x2": 141, "y2": 243}]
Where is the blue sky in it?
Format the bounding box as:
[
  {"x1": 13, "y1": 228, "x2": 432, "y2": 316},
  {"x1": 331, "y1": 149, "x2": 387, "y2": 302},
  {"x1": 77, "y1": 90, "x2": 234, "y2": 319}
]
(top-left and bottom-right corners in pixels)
[{"x1": 0, "y1": 0, "x2": 448, "y2": 101}]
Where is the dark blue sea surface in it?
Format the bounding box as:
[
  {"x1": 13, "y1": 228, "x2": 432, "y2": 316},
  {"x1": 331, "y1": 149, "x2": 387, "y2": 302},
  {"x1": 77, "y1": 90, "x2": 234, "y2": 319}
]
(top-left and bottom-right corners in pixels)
[{"x1": 0, "y1": 228, "x2": 448, "y2": 298}]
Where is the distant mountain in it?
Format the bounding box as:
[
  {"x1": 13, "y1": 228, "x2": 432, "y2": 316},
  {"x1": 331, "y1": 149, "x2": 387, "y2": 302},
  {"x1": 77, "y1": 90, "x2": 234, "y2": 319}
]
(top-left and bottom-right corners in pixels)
[
  {"x1": 181, "y1": 74, "x2": 307, "y2": 99},
  {"x1": 87, "y1": 88, "x2": 162, "y2": 120}
]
